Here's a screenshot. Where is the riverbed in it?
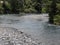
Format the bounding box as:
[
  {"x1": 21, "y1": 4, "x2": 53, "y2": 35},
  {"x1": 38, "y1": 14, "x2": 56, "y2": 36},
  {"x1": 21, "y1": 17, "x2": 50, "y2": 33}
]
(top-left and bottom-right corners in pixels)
[{"x1": 0, "y1": 14, "x2": 60, "y2": 45}]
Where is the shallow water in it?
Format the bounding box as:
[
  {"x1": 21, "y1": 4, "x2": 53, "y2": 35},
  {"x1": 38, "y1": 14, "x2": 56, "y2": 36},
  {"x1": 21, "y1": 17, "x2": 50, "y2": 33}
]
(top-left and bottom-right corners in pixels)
[{"x1": 0, "y1": 14, "x2": 60, "y2": 45}]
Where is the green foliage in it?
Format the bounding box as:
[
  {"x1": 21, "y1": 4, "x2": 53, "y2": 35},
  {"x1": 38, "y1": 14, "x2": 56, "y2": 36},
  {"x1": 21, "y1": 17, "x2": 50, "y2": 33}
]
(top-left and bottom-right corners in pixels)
[
  {"x1": 5, "y1": 1, "x2": 11, "y2": 9},
  {"x1": 53, "y1": 3, "x2": 60, "y2": 25},
  {"x1": 0, "y1": 0, "x2": 43, "y2": 13},
  {"x1": 0, "y1": 0, "x2": 59, "y2": 14},
  {"x1": 56, "y1": 3, "x2": 60, "y2": 14},
  {"x1": 23, "y1": 0, "x2": 37, "y2": 13},
  {"x1": 57, "y1": 3, "x2": 60, "y2": 10},
  {"x1": 35, "y1": 0, "x2": 42, "y2": 13},
  {"x1": 42, "y1": 7, "x2": 46, "y2": 13},
  {"x1": 24, "y1": 8, "x2": 37, "y2": 13},
  {"x1": 54, "y1": 15, "x2": 60, "y2": 25}
]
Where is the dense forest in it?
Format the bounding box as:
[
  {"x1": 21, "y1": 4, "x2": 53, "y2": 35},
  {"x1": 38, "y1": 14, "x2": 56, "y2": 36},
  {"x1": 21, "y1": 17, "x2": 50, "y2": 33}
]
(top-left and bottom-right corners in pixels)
[{"x1": 0, "y1": 0, "x2": 60, "y2": 25}]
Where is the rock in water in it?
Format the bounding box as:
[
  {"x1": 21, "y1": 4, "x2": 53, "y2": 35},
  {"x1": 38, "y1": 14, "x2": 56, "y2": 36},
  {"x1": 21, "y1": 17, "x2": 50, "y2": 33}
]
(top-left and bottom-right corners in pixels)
[{"x1": 0, "y1": 27, "x2": 40, "y2": 45}]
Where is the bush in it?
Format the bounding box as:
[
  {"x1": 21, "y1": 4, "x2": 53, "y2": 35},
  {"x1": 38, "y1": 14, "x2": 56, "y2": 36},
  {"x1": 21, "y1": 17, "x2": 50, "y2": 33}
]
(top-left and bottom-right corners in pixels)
[
  {"x1": 54, "y1": 15, "x2": 60, "y2": 25},
  {"x1": 42, "y1": 7, "x2": 46, "y2": 13},
  {"x1": 24, "y1": 8, "x2": 37, "y2": 13},
  {"x1": 5, "y1": 1, "x2": 11, "y2": 10}
]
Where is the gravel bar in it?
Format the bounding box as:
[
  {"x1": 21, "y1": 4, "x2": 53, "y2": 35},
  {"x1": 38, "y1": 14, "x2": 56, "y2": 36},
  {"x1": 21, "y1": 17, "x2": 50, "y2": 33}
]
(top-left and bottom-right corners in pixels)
[{"x1": 0, "y1": 27, "x2": 41, "y2": 45}]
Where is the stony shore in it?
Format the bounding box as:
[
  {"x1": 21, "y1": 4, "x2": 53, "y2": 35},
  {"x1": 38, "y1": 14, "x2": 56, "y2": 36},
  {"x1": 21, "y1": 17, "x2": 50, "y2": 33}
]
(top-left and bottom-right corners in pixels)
[{"x1": 0, "y1": 27, "x2": 41, "y2": 45}]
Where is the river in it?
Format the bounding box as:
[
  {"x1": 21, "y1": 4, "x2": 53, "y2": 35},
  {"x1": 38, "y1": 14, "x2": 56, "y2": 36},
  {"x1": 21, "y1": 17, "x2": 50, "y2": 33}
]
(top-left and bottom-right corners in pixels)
[{"x1": 0, "y1": 14, "x2": 60, "y2": 45}]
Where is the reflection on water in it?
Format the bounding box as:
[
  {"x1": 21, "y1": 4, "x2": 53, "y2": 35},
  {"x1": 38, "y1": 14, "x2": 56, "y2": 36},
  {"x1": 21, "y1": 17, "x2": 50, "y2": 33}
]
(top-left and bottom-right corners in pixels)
[{"x1": 0, "y1": 14, "x2": 60, "y2": 45}]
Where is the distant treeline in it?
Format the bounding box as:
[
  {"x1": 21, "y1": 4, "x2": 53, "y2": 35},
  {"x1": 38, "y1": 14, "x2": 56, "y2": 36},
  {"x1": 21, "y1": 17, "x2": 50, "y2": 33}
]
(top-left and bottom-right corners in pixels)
[{"x1": 0, "y1": 0, "x2": 60, "y2": 14}]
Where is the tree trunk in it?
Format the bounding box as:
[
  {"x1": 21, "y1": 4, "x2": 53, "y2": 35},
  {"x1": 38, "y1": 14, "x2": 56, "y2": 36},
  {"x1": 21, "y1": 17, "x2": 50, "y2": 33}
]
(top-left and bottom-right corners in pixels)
[{"x1": 49, "y1": 0, "x2": 57, "y2": 24}]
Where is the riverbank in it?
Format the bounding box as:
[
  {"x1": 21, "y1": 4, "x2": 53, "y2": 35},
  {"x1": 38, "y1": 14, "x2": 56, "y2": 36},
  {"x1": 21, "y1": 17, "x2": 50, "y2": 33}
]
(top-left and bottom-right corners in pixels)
[{"x1": 0, "y1": 27, "x2": 40, "y2": 45}]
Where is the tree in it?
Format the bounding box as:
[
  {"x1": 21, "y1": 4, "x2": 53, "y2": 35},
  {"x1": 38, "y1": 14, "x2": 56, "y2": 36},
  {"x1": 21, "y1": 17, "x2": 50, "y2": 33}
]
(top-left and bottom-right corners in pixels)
[
  {"x1": 2, "y1": 0, "x2": 10, "y2": 14},
  {"x1": 49, "y1": 0, "x2": 57, "y2": 24},
  {"x1": 10, "y1": 0, "x2": 24, "y2": 14},
  {"x1": 35, "y1": 0, "x2": 42, "y2": 13}
]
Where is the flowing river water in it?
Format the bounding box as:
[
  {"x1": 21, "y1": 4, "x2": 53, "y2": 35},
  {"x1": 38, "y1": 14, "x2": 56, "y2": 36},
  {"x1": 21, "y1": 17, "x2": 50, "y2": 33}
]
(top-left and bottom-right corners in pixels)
[{"x1": 0, "y1": 14, "x2": 60, "y2": 45}]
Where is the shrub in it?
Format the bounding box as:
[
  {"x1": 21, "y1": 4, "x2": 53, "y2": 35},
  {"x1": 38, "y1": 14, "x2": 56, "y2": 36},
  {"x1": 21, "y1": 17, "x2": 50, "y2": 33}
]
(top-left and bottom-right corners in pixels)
[
  {"x1": 56, "y1": 3, "x2": 60, "y2": 14},
  {"x1": 24, "y1": 8, "x2": 37, "y2": 13},
  {"x1": 54, "y1": 15, "x2": 60, "y2": 25}
]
